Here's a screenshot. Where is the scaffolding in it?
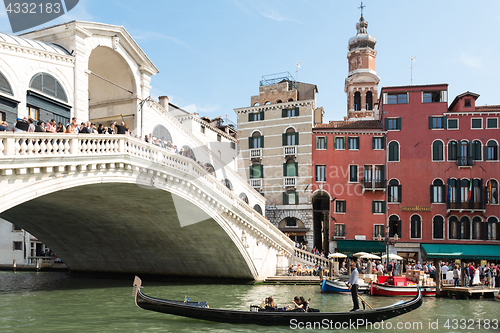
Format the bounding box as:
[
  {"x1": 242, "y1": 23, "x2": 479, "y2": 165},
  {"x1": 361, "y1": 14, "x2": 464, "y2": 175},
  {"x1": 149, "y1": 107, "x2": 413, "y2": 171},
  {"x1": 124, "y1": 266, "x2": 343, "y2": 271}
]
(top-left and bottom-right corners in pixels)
[{"x1": 259, "y1": 72, "x2": 297, "y2": 91}]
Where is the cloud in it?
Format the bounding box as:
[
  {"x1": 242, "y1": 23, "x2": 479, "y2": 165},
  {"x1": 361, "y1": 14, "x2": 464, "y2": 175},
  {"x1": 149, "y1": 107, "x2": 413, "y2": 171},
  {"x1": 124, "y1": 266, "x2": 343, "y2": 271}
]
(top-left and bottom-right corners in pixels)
[
  {"x1": 458, "y1": 52, "x2": 483, "y2": 69},
  {"x1": 181, "y1": 103, "x2": 221, "y2": 115},
  {"x1": 130, "y1": 29, "x2": 197, "y2": 53},
  {"x1": 230, "y1": 0, "x2": 301, "y2": 24}
]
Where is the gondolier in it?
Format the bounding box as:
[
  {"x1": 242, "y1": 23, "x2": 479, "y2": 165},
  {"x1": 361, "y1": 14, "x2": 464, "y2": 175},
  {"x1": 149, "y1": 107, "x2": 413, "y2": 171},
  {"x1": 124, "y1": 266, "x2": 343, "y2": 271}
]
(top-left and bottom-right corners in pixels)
[{"x1": 346, "y1": 262, "x2": 360, "y2": 311}]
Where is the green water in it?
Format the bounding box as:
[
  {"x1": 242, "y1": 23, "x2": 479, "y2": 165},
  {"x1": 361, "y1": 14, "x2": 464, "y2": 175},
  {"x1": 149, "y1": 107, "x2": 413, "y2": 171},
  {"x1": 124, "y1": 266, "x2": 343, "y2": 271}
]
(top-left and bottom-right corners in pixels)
[{"x1": 0, "y1": 271, "x2": 498, "y2": 332}]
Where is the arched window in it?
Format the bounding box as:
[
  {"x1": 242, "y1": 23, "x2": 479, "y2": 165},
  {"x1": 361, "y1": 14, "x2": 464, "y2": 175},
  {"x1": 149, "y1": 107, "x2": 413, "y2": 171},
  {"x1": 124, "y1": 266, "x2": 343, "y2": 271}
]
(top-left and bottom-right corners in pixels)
[
  {"x1": 203, "y1": 163, "x2": 215, "y2": 177},
  {"x1": 253, "y1": 102, "x2": 260, "y2": 106},
  {"x1": 433, "y1": 216, "x2": 444, "y2": 239},
  {"x1": 410, "y1": 214, "x2": 421, "y2": 239},
  {"x1": 283, "y1": 127, "x2": 298, "y2": 146},
  {"x1": 472, "y1": 179, "x2": 482, "y2": 209},
  {"x1": 152, "y1": 125, "x2": 172, "y2": 143},
  {"x1": 432, "y1": 140, "x2": 444, "y2": 161},
  {"x1": 284, "y1": 158, "x2": 297, "y2": 177},
  {"x1": 389, "y1": 215, "x2": 401, "y2": 237},
  {"x1": 460, "y1": 216, "x2": 471, "y2": 240},
  {"x1": 249, "y1": 131, "x2": 263, "y2": 149},
  {"x1": 0, "y1": 71, "x2": 13, "y2": 95},
  {"x1": 239, "y1": 192, "x2": 249, "y2": 204},
  {"x1": 288, "y1": 98, "x2": 294, "y2": 102},
  {"x1": 29, "y1": 73, "x2": 67, "y2": 102},
  {"x1": 471, "y1": 140, "x2": 482, "y2": 160},
  {"x1": 388, "y1": 141, "x2": 399, "y2": 161},
  {"x1": 253, "y1": 204, "x2": 263, "y2": 215},
  {"x1": 354, "y1": 91, "x2": 361, "y2": 111},
  {"x1": 449, "y1": 216, "x2": 459, "y2": 239},
  {"x1": 224, "y1": 179, "x2": 233, "y2": 190},
  {"x1": 485, "y1": 140, "x2": 498, "y2": 161},
  {"x1": 487, "y1": 179, "x2": 498, "y2": 205},
  {"x1": 264, "y1": 101, "x2": 271, "y2": 105},
  {"x1": 487, "y1": 216, "x2": 499, "y2": 240},
  {"x1": 458, "y1": 140, "x2": 469, "y2": 166},
  {"x1": 460, "y1": 179, "x2": 470, "y2": 208},
  {"x1": 388, "y1": 179, "x2": 401, "y2": 203},
  {"x1": 181, "y1": 145, "x2": 196, "y2": 161},
  {"x1": 448, "y1": 140, "x2": 458, "y2": 160},
  {"x1": 431, "y1": 179, "x2": 445, "y2": 203},
  {"x1": 276, "y1": 100, "x2": 282, "y2": 103},
  {"x1": 448, "y1": 178, "x2": 458, "y2": 209},
  {"x1": 472, "y1": 216, "x2": 482, "y2": 240},
  {"x1": 366, "y1": 91, "x2": 373, "y2": 110}
]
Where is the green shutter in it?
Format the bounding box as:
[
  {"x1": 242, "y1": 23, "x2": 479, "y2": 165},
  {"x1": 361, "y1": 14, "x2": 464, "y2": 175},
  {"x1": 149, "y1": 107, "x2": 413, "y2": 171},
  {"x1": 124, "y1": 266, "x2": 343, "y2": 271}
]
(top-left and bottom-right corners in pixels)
[
  {"x1": 295, "y1": 107, "x2": 299, "y2": 116},
  {"x1": 335, "y1": 137, "x2": 338, "y2": 149},
  {"x1": 283, "y1": 192, "x2": 288, "y2": 205},
  {"x1": 396, "y1": 118, "x2": 401, "y2": 130},
  {"x1": 356, "y1": 137, "x2": 360, "y2": 149},
  {"x1": 398, "y1": 185, "x2": 402, "y2": 203},
  {"x1": 384, "y1": 118, "x2": 389, "y2": 130},
  {"x1": 248, "y1": 113, "x2": 253, "y2": 122},
  {"x1": 260, "y1": 111, "x2": 264, "y2": 120},
  {"x1": 249, "y1": 166, "x2": 253, "y2": 179},
  {"x1": 295, "y1": 192, "x2": 299, "y2": 205},
  {"x1": 372, "y1": 201, "x2": 376, "y2": 213},
  {"x1": 260, "y1": 136, "x2": 264, "y2": 148},
  {"x1": 430, "y1": 185, "x2": 434, "y2": 203},
  {"x1": 429, "y1": 117, "x2": 433, "y2": 129},
  {"x1": 316, "y1": 137, "x2": 319, "y2": 149},
  {"x1": 248, "y1": 137, "x2": 253, "y2": 149},
  {"x1": 295, "y1": 132, "x2": 299, "y2": 145},
  {"x1": 283, "y1": 163, "x2": 287, "y2": 177},
  {"x1": 443, "y1": 116, "x2": 447, "y2": 129},
  {"x1": 372, "y1": 137, "x2": 375, "y2": 149},
  {"x1": 382, "y1": 202, "x2": 386, "y2": 213},
  {"x1": 295, "y1": 162, "x2": 298, "y2": 176},
  {"x1": 260, "y1": 165, "x2": 263, "y2": 178},
  {"x1": 282, "y1": 109, "x2": 287, "y2": 117},
  {"x1": 282, "y1": 133, "x2": 287, "y2": 146},
  {"x1": 324, "y1": 137, "x2": 327, "y2": 149}
]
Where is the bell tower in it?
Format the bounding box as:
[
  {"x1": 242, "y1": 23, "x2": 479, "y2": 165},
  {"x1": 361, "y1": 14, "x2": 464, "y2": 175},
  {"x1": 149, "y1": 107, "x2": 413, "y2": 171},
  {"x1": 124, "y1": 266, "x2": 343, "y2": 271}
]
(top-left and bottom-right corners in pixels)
[{"x1": 344, "y1": 6, "x2": 380, "y2": 120}]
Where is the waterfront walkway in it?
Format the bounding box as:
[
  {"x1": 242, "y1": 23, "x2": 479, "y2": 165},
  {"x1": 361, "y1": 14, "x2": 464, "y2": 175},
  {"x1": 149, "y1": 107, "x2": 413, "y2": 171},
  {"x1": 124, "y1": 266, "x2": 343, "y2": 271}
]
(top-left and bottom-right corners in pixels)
[{"x1": 441, "y1": 286, "x2": 497, "y2": 299}]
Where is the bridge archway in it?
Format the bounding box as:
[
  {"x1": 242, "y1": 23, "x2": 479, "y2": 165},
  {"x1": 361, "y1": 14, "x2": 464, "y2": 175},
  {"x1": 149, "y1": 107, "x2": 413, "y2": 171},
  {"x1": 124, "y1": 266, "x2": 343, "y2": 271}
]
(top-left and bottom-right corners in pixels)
[{"x1": 88, "y1": 46, "x2": 136, "y2": 131}]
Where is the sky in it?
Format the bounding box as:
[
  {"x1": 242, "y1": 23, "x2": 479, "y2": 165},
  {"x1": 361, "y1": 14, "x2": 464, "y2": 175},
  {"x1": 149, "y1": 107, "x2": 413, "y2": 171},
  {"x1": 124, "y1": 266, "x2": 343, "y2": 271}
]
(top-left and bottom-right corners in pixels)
[{"x1": 2, "y1": 0, "x2": 500, "y2": 123}]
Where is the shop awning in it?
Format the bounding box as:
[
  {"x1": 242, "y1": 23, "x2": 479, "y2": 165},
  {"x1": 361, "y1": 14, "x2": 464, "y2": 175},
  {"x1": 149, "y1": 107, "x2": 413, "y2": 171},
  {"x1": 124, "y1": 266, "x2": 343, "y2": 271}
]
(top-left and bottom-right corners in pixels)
[
  {"x1": 336, "y1": 240, "x2": 386, "y2": 255},
  {"x1": 421, "y1": 243, "x2": 500, "y2": 260}
]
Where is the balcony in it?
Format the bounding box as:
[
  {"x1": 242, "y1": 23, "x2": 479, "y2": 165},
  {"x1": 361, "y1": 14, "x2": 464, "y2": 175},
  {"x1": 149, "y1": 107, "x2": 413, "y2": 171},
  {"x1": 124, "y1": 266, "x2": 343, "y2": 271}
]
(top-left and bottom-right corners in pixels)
[
  {"x1": 249, "y1": 179, "x2": 262, "y2": 189},
  {"x1": 363, "y1": 178, "x2": 386, "y2": 192},
  {"x1": 447, "y1": 200, "x2": 485, "y2": 212},
  {"x1": 249, "y1": 148, "x2": 262, "y2": 159},
  {"x1": 284, "y1": 146, "x2": 297, "y2": 156},
  {"x1": 456, "y1": 157, "x2": 475, "y2": 168},
  {"x1": 331, "y1": 230, "x2": 346, "y2": 239},
  {"x1": 283, "y1": 177, "x2": 296, "y2": 187}
]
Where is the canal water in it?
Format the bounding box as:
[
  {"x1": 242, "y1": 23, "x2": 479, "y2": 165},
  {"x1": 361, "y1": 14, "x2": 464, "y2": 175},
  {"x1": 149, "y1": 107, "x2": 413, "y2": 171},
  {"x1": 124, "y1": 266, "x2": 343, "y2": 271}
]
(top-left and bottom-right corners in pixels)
[{"x1": 0, "y1": 271, "x2": 498, "y2": 332}]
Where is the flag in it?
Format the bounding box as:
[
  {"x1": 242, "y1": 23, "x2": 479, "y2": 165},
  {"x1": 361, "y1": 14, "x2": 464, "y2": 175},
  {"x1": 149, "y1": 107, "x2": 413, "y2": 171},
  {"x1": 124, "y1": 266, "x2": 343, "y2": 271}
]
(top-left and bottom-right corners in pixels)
[
  {"x1": 466, "y1": 180, "x2": 472, "y2": 201},
  {"x1": 446, "y1": 177, "x2": 451, "y2": 203},
  {"x1": 487, "y1": 179, "x2": 492, "y2": 205}
]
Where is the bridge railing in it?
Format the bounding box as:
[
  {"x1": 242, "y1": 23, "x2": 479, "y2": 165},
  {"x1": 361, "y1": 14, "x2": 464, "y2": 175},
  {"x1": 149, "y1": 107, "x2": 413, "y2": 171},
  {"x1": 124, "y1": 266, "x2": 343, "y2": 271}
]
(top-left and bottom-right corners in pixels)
[
  {"x1": 0, "y1": 133, "x2": 295, "y2": 253},
  {"x1": 293, "y1": 248, "x2": 330, "y2": 267}
]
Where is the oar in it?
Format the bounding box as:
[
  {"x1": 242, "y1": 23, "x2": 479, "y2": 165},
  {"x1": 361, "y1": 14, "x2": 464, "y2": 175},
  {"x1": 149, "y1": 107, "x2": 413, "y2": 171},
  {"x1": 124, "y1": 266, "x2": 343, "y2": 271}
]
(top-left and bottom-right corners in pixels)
[{"x1": 346, "y1": 283, "x2": 374, "y2": 310}]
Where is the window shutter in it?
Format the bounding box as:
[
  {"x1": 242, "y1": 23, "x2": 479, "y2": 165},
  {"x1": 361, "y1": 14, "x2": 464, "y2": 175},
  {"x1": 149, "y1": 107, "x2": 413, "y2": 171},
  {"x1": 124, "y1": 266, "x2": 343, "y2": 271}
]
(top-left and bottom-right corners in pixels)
[
  {"x1": 283, "y1": 163, "x2": 287, "y2": 177},
  {"x1": 282, "y1": 109, "x2": 287, "y2": 118},
  {"x1": 260, "y1": 136, "x2": 264, "y2": 148},
  {"x1": 479, "y1": 179, "x2": 483, "y2": 208},
  {"x1": 335, "y1": 137, "x2": 338, "y2": 149},
  {"x1": 295, "y1": 162, "x2": 298, "y2": 176},
  {"x1": 484, "y1": 145, "x2": 487, "y2": 161},
  {"x1": 283, "y1": 192, "x2": 288, "y2": 205},
  {"x1": 384, "y1": 118, "x2": 389, "y2": 131},
  {"x1": 441, "y1": 185, "x2": 446, "y2": 203},
  {"x1": 372, "y1": 137, "x2": 375, "y2": 149},
  {"x1": 248, "y1": 113, "x2": 253, "y2": 122},
  {"x1": 282, "y1": 133, "x2": 287, "y2": 146},
  {"x1": 429, "y1": 117, "x2": 433, "y2": 129},
  {"x1": 356, "y1": 137, "x2": 359, "y2": 149},
  {"x1": 398, "y1": 185, "x2": 402, "y2": 203},
  {"x1": 381, "y1": 137, "x2": 385, "y2": 148},
  {"x1": 382, "y1": 202, "x2": 386, "y2": 213},
  {"x1": 381, "y1": 165, "x2": 385, "y2": 184},
  {"x1": 396, "y1": 118, "x2": 401, "y2": 130},
  {"x1": 295, "y1": 192, "x2": 299, "y2": 205},
  {"x1": 397, "y1": 220, "x2": 402, "y2": 237},
  {"x1": 383, "y1": 93, "x2": 387, "y2": 104},
  {"x1": 259, "y1": 165, "x2": 263, "y2": 178},
  {"x1": 443, "y1": 116, "x2": 447, "y2": 129},
  {"x1": 316, "y1": 137, "x2": 319, "y2": 149},
  {"x1": 469, "y1": 141, "x2": 474, "y2": 158},
  {"x1": 430, "y1": 185, "x2": 434, "y2": 203},
  {"x1": 249, "y1": 166, "x2": 253, "y2": 179},
  {"x1": 372, "y1": 201, "x2": 375, "y2": 213},
  {"x1": 324, "y1": 137, "x2": 327, "y2": 149},
  {"x1": 260, "y1": 111, "x2": 264, "y2": 120},
  {"x1": 248, "y1": 137, "x2": 253, "y2": 149},
  {"x1": 295, "y1": 107, "x2": 299, "y2": 116},
  {"x1": 295, "y1": 132, "x2": 299, "y2": 145}
]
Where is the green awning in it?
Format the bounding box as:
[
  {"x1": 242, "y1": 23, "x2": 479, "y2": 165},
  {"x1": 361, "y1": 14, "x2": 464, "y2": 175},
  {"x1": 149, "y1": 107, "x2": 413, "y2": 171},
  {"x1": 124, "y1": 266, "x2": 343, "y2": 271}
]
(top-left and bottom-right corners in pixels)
[
  {"x1": 421, "y1": 243, "x2": 500, "y2": 260},
  {"x1": 336, "y1": 240, "x2": 386, "y2": 255}
]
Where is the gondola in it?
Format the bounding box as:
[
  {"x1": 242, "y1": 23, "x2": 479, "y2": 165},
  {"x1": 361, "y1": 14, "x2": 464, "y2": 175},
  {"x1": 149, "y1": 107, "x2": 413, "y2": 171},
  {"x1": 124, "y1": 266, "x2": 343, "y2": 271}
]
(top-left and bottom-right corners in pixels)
[{"x1": 133, "y1": 276, "x2": 423, "y2": 326}]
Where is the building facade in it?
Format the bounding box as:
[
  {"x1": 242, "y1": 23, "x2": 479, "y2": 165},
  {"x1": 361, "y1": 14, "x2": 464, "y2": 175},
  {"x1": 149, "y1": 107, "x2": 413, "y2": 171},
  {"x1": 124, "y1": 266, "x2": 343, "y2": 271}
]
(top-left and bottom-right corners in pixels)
[{"x1": 235, "y1": 74, "x2": 326, "y2": 249}]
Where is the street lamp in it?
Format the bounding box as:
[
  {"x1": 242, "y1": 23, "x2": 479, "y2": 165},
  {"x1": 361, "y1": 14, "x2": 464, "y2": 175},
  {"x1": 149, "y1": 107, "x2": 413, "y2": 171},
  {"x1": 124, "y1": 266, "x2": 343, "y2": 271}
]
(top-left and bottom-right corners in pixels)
[{"x1": 377, "y1": 226, "x2": 399, "y2": 264}]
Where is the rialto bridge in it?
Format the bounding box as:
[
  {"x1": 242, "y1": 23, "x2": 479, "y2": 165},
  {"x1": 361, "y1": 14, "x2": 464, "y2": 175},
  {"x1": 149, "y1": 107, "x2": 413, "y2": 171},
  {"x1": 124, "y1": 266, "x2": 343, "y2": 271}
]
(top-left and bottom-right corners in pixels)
[{"x1": 0, "y1": 130, "x2": 294, "y2": 281}]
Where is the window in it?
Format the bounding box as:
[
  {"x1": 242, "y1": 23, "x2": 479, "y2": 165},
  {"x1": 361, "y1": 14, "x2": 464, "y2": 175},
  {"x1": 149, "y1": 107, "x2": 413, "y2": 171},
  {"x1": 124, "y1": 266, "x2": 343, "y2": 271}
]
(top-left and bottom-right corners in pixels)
[
  {"x1": 486, "y1": 179, "x2": 498, "y2": 205},
  {"x1": 29, "y1": 73, "x2": 68, "y2": 102},
  {"x1": 485, "y1": 140, "x2": 498, "y2": 161},
  {"x1": 431, "y1": 179, "x2": 445, "y2": 203},
  {"x1": 230, "y1": 142, "x2": 236, "y2": 150},
  {"x1": 433, "y1": 216, "x2": 444, "y2": 239},
  {"x1": 254, "y1": 204, "x2": 263, "y2": 215},
  {"x1": 239, "y1": 192, "x2": 249, "y2": 204},
  {"x1": 13, "y1": 241, "x2": 22, "y2": 251},
  {"x1": 349, "y1": 165, "x2": 358, "y2": 182},
  {"x1": 283, "y1": 128, "x2": 299, "y2": 146},
  {"x1": 224, "y1": 179, "x2": 233, "y2": 190},
  {"x1": 217, "y1": 134, "x2": 221, "y2": 142},
  {"x1": 334, "y1": 137, "x2": 346, "y2": 150},
  {"x1": 423, "y1": 91, "x2": 445, "y2": 103},
  {"x1": 201, "y1": 125, "x2": 205, "y2": 134},
  {"x1": 12, "y1": 224, "x2": 22, "y2": 231},
  {"x1": 432, "y1": 140, "x2": 444, "y2": 161},
  {"x1": 335, "y1": 200, "x2": 346, "y2": 213},
  {"x1": 0, "y1": 71, "x2": 13, "y2": 95},
  {"x1": 283, "y1": 191, "x2": 298, "y2": 205},
  {"x1": 460, "y1": 216, "x2": 471, "y2": 240},
  {"x1": 389, "y1": 215, "x2": 401, "y2": 237},
  {"x1": 249, "y1": 163, "x2": 263, "y2": 178},
  {"x1": 449, "y1": 216, "x2": 459, "y2": 239},
  {"x1": 282, "y1": 107, "x2": 299, "y2": 118},
  {"x1": 373, "y1": 137, "x2": 384, "y2": 150},
  {"x1": 316, "y1": 137, "x2": 327, "y2": 150},
  {"x1": 386, "y1": 93, "x2": 408, "y2": 104},
  {"x1": 460, "y1": 179, "x2": 470, "y2": 206},
  {"x1": 429, "y1": 116, "x2": 446, "y2": 129},
  {"x1": 284, "y1": 160, "x2": 298, "y2": 177},
  {"x1": 334, "y1": 224, "x2": 346, "y2": 237},
  {"x1": 471, "y1": 118, "x2": 482, "y2": 129},
  {"x1": 448, "y1": 141, "x2": 458, "y2": 160},
  {"x1": 487, "y1": 118, "x2": 498, "y2": 129},
  {"x1": 374, "y1": 225, "x2": 385, "y2": 238},
  {"x1": 248, "y1": 111, "x2": 264, "y2": 122},
  {"x1": 373, "y1": 165, "x2": 384, "y2": 188},
  {"x1": 487, "y1": 217, "x2": 500, "y2": 240},
  {"x1": 388, "y1": 179, "x2": 401, "y2": 203},
  {"x1": 448, "y1": 179, "x2": 457, "y2": 208},
  {"x1": 354, "y1": 91, "x2": 361, "y2": 111},
  {"x1": 410, "y1": 215, "x2": 422, "y2": 239},
  {"x1": 315, "y1": 165, "x2": 326, "y2": 182},
  {"x1": 448, "y1": 118, "x2": 458, "y2": 129},
  {"x1": 464, "y1": 99, "x2": 471, "y2": 107},
  {"x1": 385, "y1": 118, "x2": 401, "y2": 131},
  {"x1": 249, "y1": 133, "x2": 263, "y2": 149},
  {"x1": 366, "y1": 91, "x2": 373, "y2": 110},
  {"x1": 27, "y1": 106, "x2": 39, "y2": 120},
  {"x1": 372, "y1": 201, "x2": 385, "y2": 214},
  {"x1": 471, "y1": 140, "x2": 482, "y2": 161},
  {"x1": 348, "y1": 137, "x2": 359, "y2": 150},
  {"x1": 472, "y1": 216, "x2": 482, "y2": 240},
  {"x1": 388, "y1": 141, "x2": 399, "y2": 162},
  {"x1": 286, "y1": 218, "x2": 297, "y2": 227}
]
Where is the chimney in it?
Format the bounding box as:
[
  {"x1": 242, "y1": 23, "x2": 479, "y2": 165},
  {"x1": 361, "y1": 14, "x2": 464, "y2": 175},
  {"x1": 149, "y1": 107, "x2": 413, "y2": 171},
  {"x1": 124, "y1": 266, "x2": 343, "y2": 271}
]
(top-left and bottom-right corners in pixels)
[{"x1": 158, "y1": 96, "x2": 169, "y2": 109}]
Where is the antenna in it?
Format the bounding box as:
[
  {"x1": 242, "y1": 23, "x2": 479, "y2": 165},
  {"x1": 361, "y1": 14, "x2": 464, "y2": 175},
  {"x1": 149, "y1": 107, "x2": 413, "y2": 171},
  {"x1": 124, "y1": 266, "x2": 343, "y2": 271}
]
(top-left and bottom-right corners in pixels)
[
  {"x1": 295, "y1": 61, "x2": 302, "y2": 81},
  {"x1": 410, "y1": 56, "x2": 417, "y2": 85}
]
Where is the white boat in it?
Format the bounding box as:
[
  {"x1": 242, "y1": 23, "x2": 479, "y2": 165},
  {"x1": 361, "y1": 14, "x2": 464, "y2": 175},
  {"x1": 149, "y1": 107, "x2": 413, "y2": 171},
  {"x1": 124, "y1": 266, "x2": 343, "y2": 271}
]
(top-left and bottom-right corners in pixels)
[{"x1": 321, "y1": 278, "x2": 369, "y2": 293}]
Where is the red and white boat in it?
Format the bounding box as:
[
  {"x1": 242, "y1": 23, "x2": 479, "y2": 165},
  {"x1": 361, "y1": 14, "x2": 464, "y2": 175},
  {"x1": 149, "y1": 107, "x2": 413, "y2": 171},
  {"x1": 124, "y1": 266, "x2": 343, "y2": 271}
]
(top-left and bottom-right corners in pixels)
[{"x1": 369, "y1": 276, "x2": 436, "y2": 297}]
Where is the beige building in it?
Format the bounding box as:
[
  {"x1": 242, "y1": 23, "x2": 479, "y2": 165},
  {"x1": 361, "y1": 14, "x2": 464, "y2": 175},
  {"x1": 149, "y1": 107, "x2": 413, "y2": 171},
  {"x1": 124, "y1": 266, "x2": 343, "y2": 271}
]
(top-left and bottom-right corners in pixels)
[{"x1": 234, "y1": 73, "x2": 325, "y2": 249}]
